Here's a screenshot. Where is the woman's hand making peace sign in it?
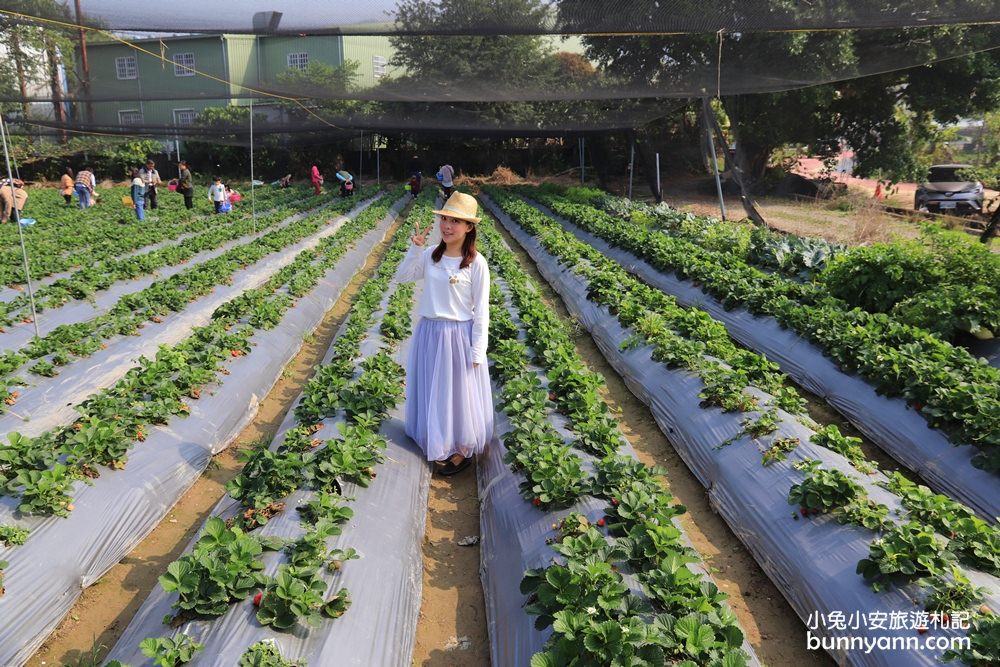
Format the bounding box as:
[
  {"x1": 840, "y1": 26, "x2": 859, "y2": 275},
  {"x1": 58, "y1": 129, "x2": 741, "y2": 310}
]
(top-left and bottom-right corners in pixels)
[{"x1": 410, "y1": 220, "x2": 434, "y2": 246}]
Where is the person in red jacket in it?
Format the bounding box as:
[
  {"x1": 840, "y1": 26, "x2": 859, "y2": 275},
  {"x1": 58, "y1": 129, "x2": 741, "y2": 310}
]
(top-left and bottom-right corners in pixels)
[{"x1": 310, "y1": 163, "x2": 323, "y2": 195}]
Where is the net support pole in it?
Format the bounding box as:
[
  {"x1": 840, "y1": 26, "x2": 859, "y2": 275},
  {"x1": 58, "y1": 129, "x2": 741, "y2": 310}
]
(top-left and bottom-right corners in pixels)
[
  {"x1": 376, "y1": 144, "x2": 380, "y2": 185},
  {"x1": 655, "y1": 152, "x2": 661, "y2": 202},
  {"x1": 703, "y1": 97, "x2": 727, "y2": 220},
  {"x1": 578, "y1": 137, "x2": 585, "y2": 184},
  {"x1": 359, "y1": 131, "x2": 363, "y2": 184},
  {"x1": 628, "y1": 140, "x2": 635, "y2": 200},
  {"x1": 0, "y1": 115, "x2": 39, "y2": 337},
  {"x1": 249, "y1": 98, "x2": 256, "y2": 233}
]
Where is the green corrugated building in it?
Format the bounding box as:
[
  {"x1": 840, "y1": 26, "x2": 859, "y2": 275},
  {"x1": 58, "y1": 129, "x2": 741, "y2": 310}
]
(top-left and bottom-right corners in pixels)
[{"x1": 80, "y1": 33, "x2": 397, "y2": 129}]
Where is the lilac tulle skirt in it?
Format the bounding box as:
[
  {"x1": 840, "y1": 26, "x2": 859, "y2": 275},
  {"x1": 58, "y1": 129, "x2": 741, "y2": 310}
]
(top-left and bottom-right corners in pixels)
[{"x1": 405, "y1": 317, "x2": 494, "y2": 461}]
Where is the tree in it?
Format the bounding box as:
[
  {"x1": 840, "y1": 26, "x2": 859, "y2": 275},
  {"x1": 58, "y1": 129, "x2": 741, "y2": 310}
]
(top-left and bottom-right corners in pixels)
[
  {"x1": 0, "y1": 1, "x2": 76, "y2": 132},
  {"x1": 567, "y1": 2, "x2": 1000, "y2": 190}
]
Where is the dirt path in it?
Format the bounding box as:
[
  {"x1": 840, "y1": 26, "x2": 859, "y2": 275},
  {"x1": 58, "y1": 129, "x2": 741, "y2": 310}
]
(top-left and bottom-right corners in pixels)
[
  {"x1": 489, "y1": 212, "x2": 835, "y2": 667},
  {"x1": 27, "y1": 212, "x2": 407, "y2": 667},
  {"x1": 411, "y1": 468, "x2": 490, "y2": 666}
]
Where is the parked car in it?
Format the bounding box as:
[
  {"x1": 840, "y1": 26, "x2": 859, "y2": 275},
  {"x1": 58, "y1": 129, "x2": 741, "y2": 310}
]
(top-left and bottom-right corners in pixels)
[{"x1": 914, "y1": 163, "x2": 983, "y2": 214}]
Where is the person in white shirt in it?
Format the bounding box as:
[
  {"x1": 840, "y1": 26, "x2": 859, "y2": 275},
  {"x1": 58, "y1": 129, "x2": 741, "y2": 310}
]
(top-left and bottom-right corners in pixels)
[
  {"x1": 207, "y1": 176, "x2": 227, "y2": 213},
  {"x1": 438, "y1": 163, "x2": 455, "y2": 197},
  {"x1": 139, "y1": 160, "x2": 161, "y2": 210},
  {"x1": 397, "y1": 191, "x2": 493, "y2": 475}
]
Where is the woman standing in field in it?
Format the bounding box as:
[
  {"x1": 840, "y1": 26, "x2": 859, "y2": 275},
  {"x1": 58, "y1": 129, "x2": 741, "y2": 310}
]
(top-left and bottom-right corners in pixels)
[{"x1": 398, "y1": 191, "x2": 493, "y2": 475}]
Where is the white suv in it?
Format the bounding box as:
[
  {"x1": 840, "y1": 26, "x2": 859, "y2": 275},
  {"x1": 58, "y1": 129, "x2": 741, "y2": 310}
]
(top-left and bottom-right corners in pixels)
[{"x1": 915, "y1": 164, "x2": 983, "y2": 214}]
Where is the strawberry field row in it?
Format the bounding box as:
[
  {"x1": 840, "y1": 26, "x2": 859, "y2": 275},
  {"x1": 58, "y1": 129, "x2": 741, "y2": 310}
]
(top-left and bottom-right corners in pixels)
[
  {"x1": 511, "y1": 190, "x2": 1000, "y2": 521},
  {"x1": 476, "y1": 218, "x2": 757, "y2": 666},
  {"x1": 104, "y1": 190, "x2": 435, "y2": 666},
  {"x1": 515, "y1": 187, "x2": 1000, "y2": 475},
  {"x1": 558, "y1": 185, "x2": 998, "y2": 344},
  {"x1": 0, "y1": 184, "x2": 296, "y2": 286},
  {"x1": 0, "y1": 193, "x2": 380, "y2": 410},
  {"x1": 0, "y1": 191, "x2": 411, "y2": 666},
  {"x1": 0, "y1": 189, "x2": 327, "y2": 326},
  {"x1": 482, "y1": 189, "x2": 1000, "y2": 667}
]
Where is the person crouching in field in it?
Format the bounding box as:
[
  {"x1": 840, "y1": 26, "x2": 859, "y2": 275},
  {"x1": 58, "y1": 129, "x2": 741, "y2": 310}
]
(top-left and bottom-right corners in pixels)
[{"x1": 396, "y1": 192, "x2": 493, "y2": 476}]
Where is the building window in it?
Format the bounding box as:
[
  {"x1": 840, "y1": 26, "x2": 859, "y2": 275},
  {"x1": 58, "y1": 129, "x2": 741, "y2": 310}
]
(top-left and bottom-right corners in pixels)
[
  {"x1": 373, "y1": 55, "x2": 387, "y2": 79},
  {"x1": 173, "y1": 109, "x2": 197, "y2": 126},
  {"x1": 173, "y1": 53, "x2": 196, "y2": 77},
  {"x1": 115, "y1": 55, "x2": 137, "y2": 80},
  {"x1": 287, "y1": 52, "x2": 309, "y2": 70},
  {"x1": 118, "y1": 109, "x2": 143, "y2": 125}
]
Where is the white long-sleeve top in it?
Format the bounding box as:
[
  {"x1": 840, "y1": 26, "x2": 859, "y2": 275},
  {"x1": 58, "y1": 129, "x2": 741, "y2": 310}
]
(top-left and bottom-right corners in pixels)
[
  {"x1": 397, "y1": 245, "x2": 490, "y2": 365},
  {"x1": 208, "y1": 183, "x2": 227, "y2": 202}
]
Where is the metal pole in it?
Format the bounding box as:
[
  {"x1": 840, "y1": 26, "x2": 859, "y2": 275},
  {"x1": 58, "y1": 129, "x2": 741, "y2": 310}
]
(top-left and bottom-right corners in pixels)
[
  {"x1": 249, "y1": 98, "x2": 256, "y2": 233},
  {"x1": 655, "y1": 152, "x2": 661, "y2": 202},
  {"x1": 359, "y1": 131, "x2": 363, "y2": 184},
  {"x1": 628, "y1": 140, "x2": 635, "y2": 200},
  {"x1": 376, "y1": 143, "x2": 380, "y2": 185},
  {"x1": 703, "y1": 98, "x2": 727, "y2": 220},
  {"x1": 0, "y1": 116, "x2": 39, "y2": 336},
  {"x1": 581, "y1": 137, "x2": 585, "y2": 184}
]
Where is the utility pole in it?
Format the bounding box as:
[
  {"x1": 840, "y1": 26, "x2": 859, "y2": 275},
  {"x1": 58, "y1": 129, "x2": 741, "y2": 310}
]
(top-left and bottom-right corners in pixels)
[{"x1": 74, "y1": 0, "x2": 93, "y2": 123}]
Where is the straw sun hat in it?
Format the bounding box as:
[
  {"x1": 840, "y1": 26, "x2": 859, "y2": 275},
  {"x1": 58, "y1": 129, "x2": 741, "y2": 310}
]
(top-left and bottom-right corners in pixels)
[{"x1": 433, "y1": 191, "x2": 481, "y2": 224}]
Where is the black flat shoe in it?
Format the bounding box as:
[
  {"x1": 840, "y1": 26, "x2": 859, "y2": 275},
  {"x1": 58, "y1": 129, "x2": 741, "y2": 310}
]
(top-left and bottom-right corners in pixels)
[{"x1": 438, "y1": 456, "x2": 472, "y2": 476}]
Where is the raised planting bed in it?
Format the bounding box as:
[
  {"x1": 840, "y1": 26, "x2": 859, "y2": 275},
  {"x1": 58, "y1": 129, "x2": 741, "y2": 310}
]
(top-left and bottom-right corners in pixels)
[{"x1": 482, "y1": 189, "x2": 1000, "y2": 667}]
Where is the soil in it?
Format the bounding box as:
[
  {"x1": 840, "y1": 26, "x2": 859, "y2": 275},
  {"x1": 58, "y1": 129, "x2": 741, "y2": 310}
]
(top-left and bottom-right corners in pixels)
[
  {"x1": 26, "y1": 212, "x2": 407, "y2": 667},
  {"x1": 411, "y1": 468, "x2": 490, "y2": 667},
  {"x1": 489, "y1": 212, "x2": 836, "y2": 667}
]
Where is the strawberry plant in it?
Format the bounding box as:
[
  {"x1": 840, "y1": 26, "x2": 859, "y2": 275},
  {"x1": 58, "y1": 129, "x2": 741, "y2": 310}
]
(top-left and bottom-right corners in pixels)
[
  {"x1": 227, "y1": 448, "x2": 306, "y2": 511},
  {"x1": 761, "y1": 436, "x2": 799, "y2": 466},
  {"x1": 919, "y1": 568, "x2": 988, "y2": 613},
  {"x1": 787, "y1": 463, "x2": 861, "y2": 514},
  {"x1": 240, "y1": 640, "x2": 303, "y2": 667},
  {"x1": 885, "y1": 472, "x2": 1000, "y2": 576},
  {"x1": 810, "y1": 424, "x2": 875, "y2": 474},
  {"x1": 0, "y1": 524, "x2": 28, "y2": 546},
  {"x1": 139, "y1": 633, "x2": 204, "y2": 667},
  {"x1": 63, "y1": 417, "x2": 132, "y2": 471},
  {"x1": 942, "y1": 613, "x2": 1000, "y2": 666},
  {"x1": 159, "y1": 517, "x2": 275, "y2": 620},
  {"x1": 307, "y1": 423, "x2": 387, "y2": 491},
  {"x1": 9, "y1": 465, "x2": 76, "y2": 516},
  {"x1": 857, "y1": 522, "x2": 955, "y2": 591},
  {"x1": 256, "y1": 567, "x2": 351, "y2": 630}
]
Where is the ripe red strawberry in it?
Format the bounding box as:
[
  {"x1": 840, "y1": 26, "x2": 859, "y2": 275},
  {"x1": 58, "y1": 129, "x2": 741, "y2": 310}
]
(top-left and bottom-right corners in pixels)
[
  {"x1": 800, "y1": 507, "x2": 809, "y2": 516},
  {"x1": 941, "y1": 614, "x2": 951, "y2": 625},
  {"x1": 548, "y1": 392, "x2": 557, "y2": 402},
  {"x1": 914, "y1": 402, "x2": 924, "y2": 412},
  {"x1": 596, "y1": 518, "x2": 606, "y2": 527},
  {"x1": 916, "y1": 626, "x2": 927, "y2": 635},
  {"x1": 532, "y1": 497, "x2": 542, "y2": 507},
  {"x1": 253, "y1": 591, "x2": 263, "y2": 607},
  {"x1": 610, "y1": 498, "x2": 619, "y2": 506}
]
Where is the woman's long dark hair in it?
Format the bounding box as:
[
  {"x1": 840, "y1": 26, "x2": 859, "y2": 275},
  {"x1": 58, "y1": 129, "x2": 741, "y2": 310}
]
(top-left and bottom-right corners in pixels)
[{"x1": 431, "y1": 221, "x2": 478, "y2": 269}]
